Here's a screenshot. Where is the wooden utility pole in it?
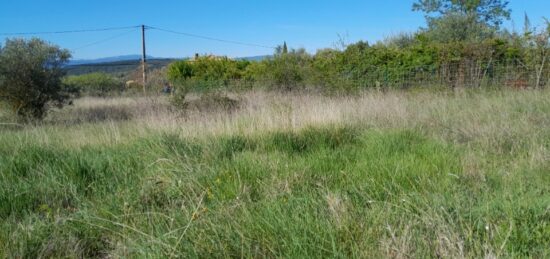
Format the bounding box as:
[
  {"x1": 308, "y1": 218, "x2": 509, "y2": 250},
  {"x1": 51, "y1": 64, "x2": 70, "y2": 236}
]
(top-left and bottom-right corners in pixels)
[{"x1": 141, "y1": 25, "x2": 147, "y2": 93}]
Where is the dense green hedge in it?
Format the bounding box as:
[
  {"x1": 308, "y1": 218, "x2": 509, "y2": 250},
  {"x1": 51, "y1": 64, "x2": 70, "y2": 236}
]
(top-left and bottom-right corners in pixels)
[
  {"x1": 167, "y1": 36, "x2": 547, "y2": 93},
  {"x1": 166, "y1": 2, "x2": 548, "y2": 93}
]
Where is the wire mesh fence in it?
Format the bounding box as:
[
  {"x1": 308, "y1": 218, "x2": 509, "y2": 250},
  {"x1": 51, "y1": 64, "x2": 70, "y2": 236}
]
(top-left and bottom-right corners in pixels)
[
  {"x1": 125, "y1": 58, "x2": 550, "y2": 92},
  {"x1": 331, "y1": 60, "x2": 549, "y2": 89}
]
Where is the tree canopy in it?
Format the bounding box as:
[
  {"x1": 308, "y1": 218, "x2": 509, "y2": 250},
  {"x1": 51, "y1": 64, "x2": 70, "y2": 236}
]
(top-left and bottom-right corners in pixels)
[
  {"x1": 413, "y1": 0, "x2": 511, "y2": 28},
  {"x1": 0, "y1": 38, "x2": 71, "y2": 119}
]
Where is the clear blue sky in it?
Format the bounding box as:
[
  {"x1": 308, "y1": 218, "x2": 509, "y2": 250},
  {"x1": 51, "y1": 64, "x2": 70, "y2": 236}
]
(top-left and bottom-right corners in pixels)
[{"x1": 1, "y1": 0, "x2": 548, "y2": 60}]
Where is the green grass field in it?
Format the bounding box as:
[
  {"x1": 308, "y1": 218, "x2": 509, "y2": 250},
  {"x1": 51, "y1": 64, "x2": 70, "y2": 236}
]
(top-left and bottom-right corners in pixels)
[{"x1": 1, "y1": 89, "x2": 549, "y2": 258}]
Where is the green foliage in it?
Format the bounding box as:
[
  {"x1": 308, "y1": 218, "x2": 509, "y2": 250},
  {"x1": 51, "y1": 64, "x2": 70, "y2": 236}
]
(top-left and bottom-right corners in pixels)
[
  {"x1": 158, "y1": 3, "x2": 547, "y2": 93},
  {"x1": 413, "y1": 0, "x2": 511, "y2": 28},
  {"x1": 520, "y1": 17, "x2": 550, "y2": 88},
  {"x1": 1, "y1": 121, "x2": 550, "y2": 257},
  {"x1": 167, "y1": 56, "x2": 250, "y2": 89},
  {"x1": 164, "y1": 30, "x2": 548, "y2": 93},
  {"x1": 412, "y1": 0, "x2": 511, "y2": 43},
  {"x1": 167, "y1": 57, "x2": 252, "y2": 108},
  {"x1": 421, "y1": 12, "x2": 496, "y2": 43},
  {"x1": 62, "y1": 73, "x2": 123, "y2": 97},
  {"x1": 163, "y1": 36, "x2": 539, "y2": 93},
  {"x1": 256, "y1": 48, "x2": 312, "y2": 91},
  {"x1": 154, "y1": 1, "x2": 550, "y2": 93},
  {"x1": 167, "y1": 60, "x2": 194, "y2": 81},
  {"x1": 0, "y1": 38, "x2": 71, "y2": 120}
]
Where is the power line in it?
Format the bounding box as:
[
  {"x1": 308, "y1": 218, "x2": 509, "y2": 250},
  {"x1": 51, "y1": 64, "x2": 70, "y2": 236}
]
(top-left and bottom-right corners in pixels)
[
  {"x1": 0, "y1": 25, "x2": 140, "y2": 36},
  {"x1": 147, "y1": 26, "x2": 276, "y2": 49},
  {"x1": 70, "y1": 29, "x2": 136, "y2": 51},
  {"x1": 2, "y1": 24, "x2": 277, "y2": 70},
  {"x1": 1, "y1": 24, "x2": 277, "y2": 50}
]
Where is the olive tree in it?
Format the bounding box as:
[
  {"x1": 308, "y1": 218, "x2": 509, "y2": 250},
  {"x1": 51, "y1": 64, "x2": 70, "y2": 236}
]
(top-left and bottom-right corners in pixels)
[{"x1": 0, "y1": 38, "x2": 71, "y2": 119}]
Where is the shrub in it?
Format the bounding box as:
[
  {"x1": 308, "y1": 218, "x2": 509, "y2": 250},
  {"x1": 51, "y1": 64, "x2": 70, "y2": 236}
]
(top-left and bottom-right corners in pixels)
[
  {"x1": 168, "y1": 57, "x2": 249, "y2": 109},
  {"x1": 169, "y1": 79, "x2": 190, "y2": 110},
  {"x1": 256, "y1": 49, "x2": 312, "y2": 91},
  {"x1": 63, "y1": 73, "x2": 123, "y2": 97},
  {"x1": 167, "y1": 60, "x2": 194, "y2": 81},
  {"x1": 167, "y1": 56, "x2": 251, "y2": 91},
  {"x1": 0, "y1": 38, "x2": 71, "y2": 120},
  {"x1": 145, "y1": 67, "x2": 169, "y2": 92},
  {"x1": 163, "y1": 18, "x2": 547, "y2": 93}
]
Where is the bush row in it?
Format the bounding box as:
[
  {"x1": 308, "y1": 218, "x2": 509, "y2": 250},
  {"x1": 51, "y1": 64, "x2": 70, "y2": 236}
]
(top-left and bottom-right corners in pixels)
[{"x1": 167, "y1": 35, "x2": 549, "y2": 95}]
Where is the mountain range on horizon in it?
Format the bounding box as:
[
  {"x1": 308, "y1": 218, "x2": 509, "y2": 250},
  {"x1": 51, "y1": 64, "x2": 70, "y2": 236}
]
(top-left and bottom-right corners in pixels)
[
  {"x1": 68, "y1": 54, "x2": 270, "y2": 66},
  {"x1": 68, "y1": 55, "x2": 167, "y2": 66}
]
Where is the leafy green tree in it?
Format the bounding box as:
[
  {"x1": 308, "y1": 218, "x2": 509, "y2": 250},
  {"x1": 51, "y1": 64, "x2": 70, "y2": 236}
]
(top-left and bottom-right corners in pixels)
[
  {"x1": 413, "y1": 0, "x2": 511, "y2": 28},
  {"x1": 0, "y1": 38, "x2": 71, "y2": 119},
  {"x1": 413, "y1": 0, "x2": 510, "y2": 43},
  {"x1": 282, "y1": 42, "x2": 288, "y2": 54},
  {"x1": 422, "y1": 12, "x2": 495, "y2": 42}
]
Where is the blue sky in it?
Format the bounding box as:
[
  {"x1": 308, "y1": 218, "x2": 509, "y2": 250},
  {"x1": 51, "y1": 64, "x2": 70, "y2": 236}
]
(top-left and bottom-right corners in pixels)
[{"x1": 1, "y1": 0, "x2": 548, "y2": 59}]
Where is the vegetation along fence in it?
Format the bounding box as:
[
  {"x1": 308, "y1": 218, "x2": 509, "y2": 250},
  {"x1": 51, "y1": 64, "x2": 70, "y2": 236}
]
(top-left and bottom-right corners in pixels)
[{"x1": 344, "y1": 59, "x2": 549, "y2": 89}]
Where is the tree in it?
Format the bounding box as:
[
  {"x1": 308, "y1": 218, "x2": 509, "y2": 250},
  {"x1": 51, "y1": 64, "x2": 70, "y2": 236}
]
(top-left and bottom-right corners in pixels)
[
  {"x1": 413, "y1": 0, "x2": 510, "y2": 43},
  {"x1": 413, "y1": 0, "x2": 511, "y2": 28},
  {"x1": 0, "y1": 38, "x2": 71, "y2": 119},
  {"x1": 422, "y1": 12, "x2": 495, "y2": 42},
  {"x1": 274, "y1": 42, "x2": 289, "y2": 56}
]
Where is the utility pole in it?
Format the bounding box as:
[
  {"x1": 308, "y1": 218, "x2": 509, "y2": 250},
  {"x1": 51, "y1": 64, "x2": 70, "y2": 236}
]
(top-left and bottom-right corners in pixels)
[{"x1": 141, "y1": 24, "x2": 147, "y2": 93}]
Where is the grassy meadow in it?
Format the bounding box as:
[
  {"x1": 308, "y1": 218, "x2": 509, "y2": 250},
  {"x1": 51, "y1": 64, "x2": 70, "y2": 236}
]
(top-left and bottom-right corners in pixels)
[{"x1": 0, "y1": 89, "x2": 549, "y2": 258}]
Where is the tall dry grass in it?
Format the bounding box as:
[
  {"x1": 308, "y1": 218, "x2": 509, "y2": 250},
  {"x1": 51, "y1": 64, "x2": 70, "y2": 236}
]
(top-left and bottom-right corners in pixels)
[
  {"x1": 7, "y1": 88, "x2": 548, "y2": 182},
  {"x1": 1, "y1": 88, "x2": 549, "y2": 257},
  {"x1": 17, "y1": 89, "x2": 548, "y2": 157}
]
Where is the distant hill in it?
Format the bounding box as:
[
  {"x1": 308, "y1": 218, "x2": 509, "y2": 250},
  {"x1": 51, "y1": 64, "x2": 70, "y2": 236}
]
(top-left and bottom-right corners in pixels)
[
  {"x1": 69, "y1": 54, "x2": 269, "y2": 66},
  {"x1": 237, "y1": 55, "x2": 271, "y2": 61},
  {"x1": 64, "y1": 55, "x2": 271, "y2": 76},
  {"x1": 65, "y1": 58, "x2": 178, "y2": 76},
  {"x1": 67, "y1": 55, "x2": 157, "y2": 66}
]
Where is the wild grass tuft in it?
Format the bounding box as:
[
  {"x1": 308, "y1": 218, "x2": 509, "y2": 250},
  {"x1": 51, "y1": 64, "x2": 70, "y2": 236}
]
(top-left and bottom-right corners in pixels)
[{"x1": 1, "y1": 89, "x2": 549, "y2": 257}]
